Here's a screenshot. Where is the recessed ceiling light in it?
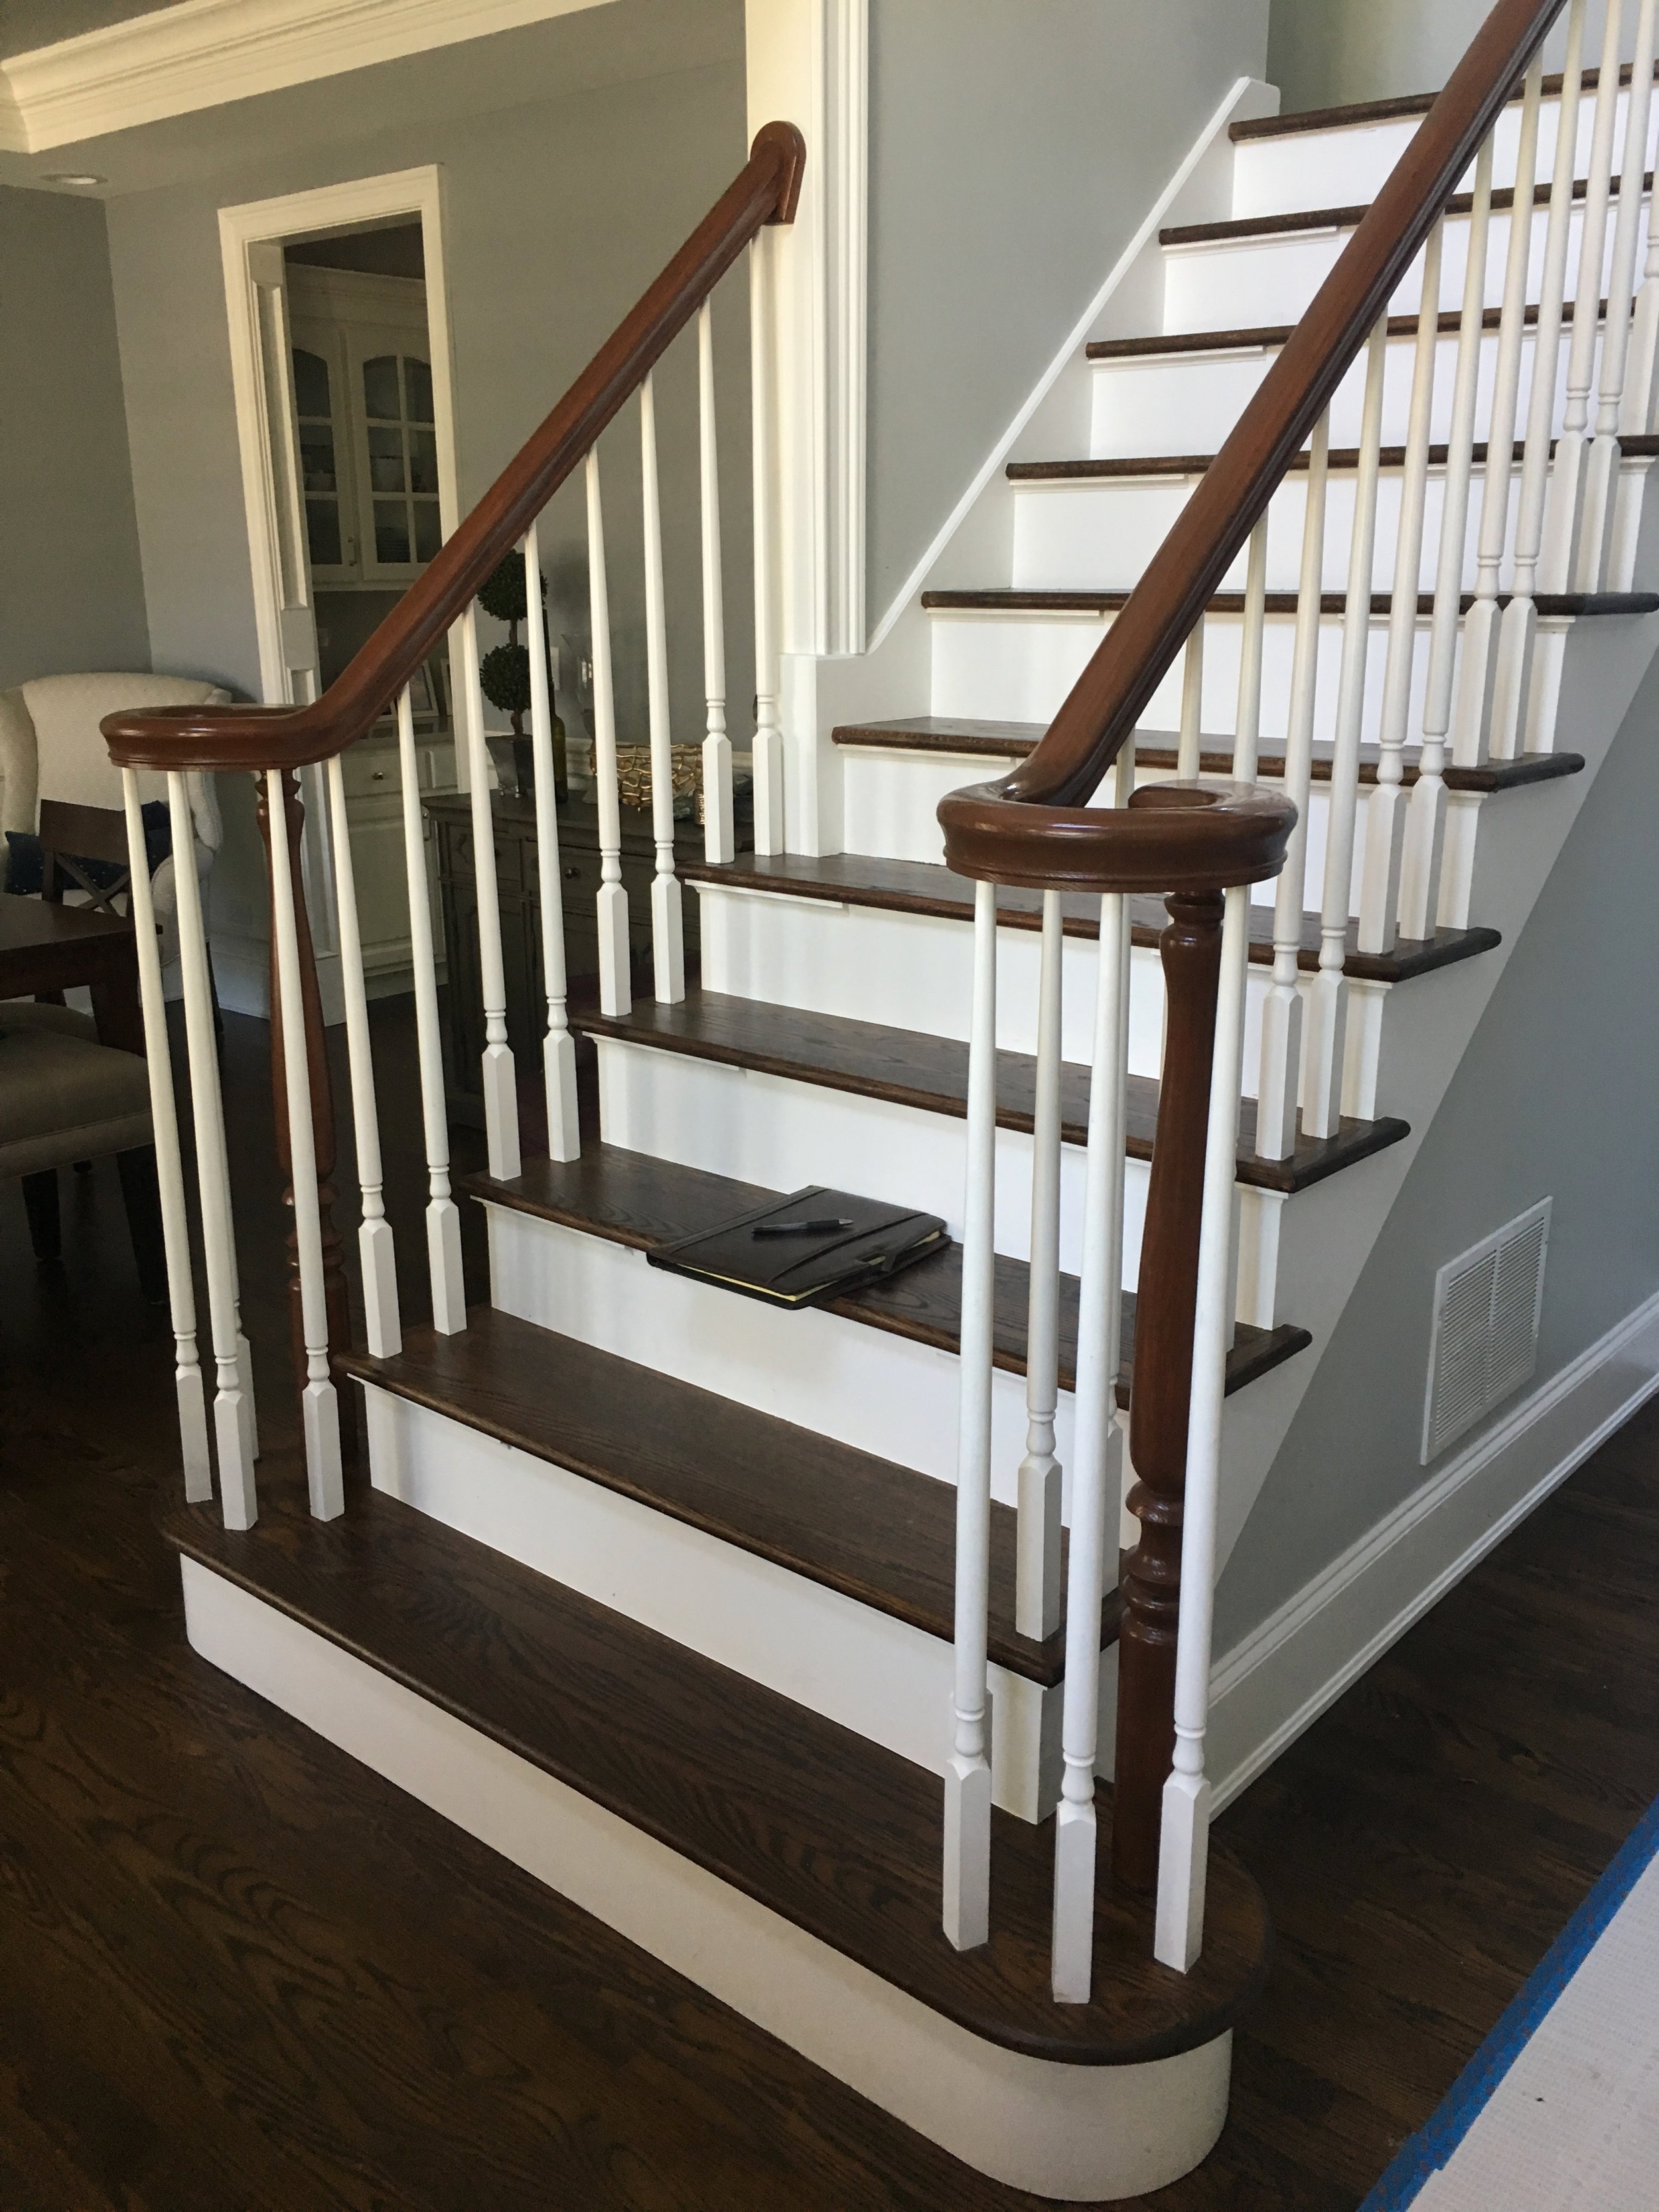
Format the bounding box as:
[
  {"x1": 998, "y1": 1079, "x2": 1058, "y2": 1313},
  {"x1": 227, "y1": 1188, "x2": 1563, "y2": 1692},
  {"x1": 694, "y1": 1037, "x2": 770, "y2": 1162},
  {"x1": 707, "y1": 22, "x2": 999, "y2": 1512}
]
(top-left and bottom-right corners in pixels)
[{"x1": 43, "y1": 171, "x2": 106, "y2": 186}]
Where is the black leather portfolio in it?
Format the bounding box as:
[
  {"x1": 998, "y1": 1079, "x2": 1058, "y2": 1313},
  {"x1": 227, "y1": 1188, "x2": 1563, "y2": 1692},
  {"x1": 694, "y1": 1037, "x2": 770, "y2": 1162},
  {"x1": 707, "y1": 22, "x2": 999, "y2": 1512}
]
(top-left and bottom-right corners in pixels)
[{"x1": 646, "y1": 1186, "x2": 948, "y2": 1309}]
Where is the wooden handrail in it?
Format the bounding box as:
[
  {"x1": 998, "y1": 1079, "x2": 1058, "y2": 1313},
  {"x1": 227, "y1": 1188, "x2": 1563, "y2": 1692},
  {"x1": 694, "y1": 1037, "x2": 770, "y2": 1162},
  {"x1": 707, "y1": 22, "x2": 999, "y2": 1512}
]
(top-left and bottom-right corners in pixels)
[
  {"x1": 103, "y1": 121, "x2": 806, "y2": 774},
  {"x1": 938, "y1": 0, "x2": 1565, "y2": 859}
]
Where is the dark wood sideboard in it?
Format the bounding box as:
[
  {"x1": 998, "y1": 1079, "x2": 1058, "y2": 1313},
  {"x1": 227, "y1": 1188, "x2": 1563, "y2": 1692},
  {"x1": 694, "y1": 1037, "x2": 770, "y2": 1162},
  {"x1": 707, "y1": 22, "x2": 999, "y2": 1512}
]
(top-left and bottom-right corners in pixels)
[{"x1": 426, "y1": 792, "x2": 716, "y2": 1126}]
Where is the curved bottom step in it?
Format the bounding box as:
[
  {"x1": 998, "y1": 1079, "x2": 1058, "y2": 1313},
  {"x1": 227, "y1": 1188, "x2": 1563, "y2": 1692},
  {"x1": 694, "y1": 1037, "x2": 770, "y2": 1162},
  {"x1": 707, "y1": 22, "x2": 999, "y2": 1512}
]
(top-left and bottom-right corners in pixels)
[{"x1": 165, "y1": 1485, "x2": 1269, "y2": 2201}]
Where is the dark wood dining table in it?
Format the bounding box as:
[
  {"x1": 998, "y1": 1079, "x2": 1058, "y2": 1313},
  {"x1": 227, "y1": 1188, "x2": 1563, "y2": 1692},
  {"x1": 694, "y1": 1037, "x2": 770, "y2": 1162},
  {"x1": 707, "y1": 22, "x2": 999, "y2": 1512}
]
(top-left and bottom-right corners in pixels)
[{"x1": 0, "y1": 895, "x2": 144, "y2": 1052}]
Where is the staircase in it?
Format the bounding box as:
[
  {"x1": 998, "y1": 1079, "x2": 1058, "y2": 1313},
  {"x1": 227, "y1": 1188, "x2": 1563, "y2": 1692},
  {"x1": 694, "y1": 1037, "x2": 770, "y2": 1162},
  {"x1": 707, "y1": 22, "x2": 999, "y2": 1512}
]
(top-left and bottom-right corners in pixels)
[{"x1": 107, "y1": 1, "x2": 1659, "y2": 2198}]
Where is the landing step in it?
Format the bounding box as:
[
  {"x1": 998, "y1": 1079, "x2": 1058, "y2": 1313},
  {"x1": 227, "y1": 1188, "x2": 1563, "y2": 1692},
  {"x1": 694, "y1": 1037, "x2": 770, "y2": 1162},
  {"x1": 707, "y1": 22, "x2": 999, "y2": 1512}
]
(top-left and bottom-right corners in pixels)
[
  {"x1": 1161, "y1": 168, "x2": 1652, "y2": 251},
  {"x1": 1009, "y1": 432, "x2": 1659, "y2": 480},
  {"x1": 162, "y1": 1481, "x2": 1269, "y2": 2069},
  {"x1": 568, "y1": 987, "x2": 1408, "y2": 1197},
  {"x1": 464, "y1": 1143, "x2": 1312, "y2": 1398},
  {"x1": 1086, "y1": 299, "x2": 1603, "y2": 362},
  {"x1": 920, "y1": 587, "x2": 1659, "y2": 618},
  {"x1": 828, "y1": 712, "x2": 1585, "y2": 798},
  {"x1": 687, "y1": 844, "x2": 1504, "y2": 986},
  {"x1": 338, "y1": 1305, "x2": 1112, "y2": 1688},
  {"x1": 1228, "y1": 60, "x2": 1655, "y2": 143}
]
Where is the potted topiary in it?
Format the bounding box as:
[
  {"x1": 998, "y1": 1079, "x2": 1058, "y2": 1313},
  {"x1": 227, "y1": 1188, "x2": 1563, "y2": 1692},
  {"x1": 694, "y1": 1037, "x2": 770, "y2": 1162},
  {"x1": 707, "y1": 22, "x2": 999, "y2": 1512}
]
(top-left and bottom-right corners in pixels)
[{"x1": 476, "y1": 553, "x2": 565, "y2": 799}]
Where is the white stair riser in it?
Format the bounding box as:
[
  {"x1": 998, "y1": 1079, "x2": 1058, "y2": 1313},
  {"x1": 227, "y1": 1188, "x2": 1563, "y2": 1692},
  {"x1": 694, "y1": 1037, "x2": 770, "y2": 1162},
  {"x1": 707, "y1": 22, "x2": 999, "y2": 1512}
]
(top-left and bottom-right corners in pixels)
[
  {"x1": 1164, "y1": 195, "x2": 1642, "y2": 336},
  {"x1": 1090, "y1": 325, "x2": 1571, "y2": 461},
  {"x1": 927, "y1": 607, "x2": 1569, "y2": 751},
  {"x1": 1229, "y1": 88, "x2": 1657, "y2": 220},
  {"x1": 361, "y1": 1382, "x2": 1097, "y2": 1820},
  {"x1": 484, "y1": 1199, "x2": 1079, "y2": 1490}
]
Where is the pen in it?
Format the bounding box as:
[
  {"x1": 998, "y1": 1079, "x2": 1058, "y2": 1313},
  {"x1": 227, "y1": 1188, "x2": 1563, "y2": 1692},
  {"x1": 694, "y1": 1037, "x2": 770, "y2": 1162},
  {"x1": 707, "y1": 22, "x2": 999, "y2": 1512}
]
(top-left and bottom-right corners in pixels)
[{"x1": 752, "y1": 1217, "x2": 855, "y2": 1237}]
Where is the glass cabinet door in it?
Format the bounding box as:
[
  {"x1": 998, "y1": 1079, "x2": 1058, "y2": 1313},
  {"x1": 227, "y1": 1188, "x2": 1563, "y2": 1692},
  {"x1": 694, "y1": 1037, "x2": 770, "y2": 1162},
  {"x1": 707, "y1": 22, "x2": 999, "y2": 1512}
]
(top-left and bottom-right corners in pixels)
[
  {"x1": 288, "y1": 323, "x2": 360, "y2": 583},
  {"x1": 350, "y1": 335, "x2": 443, "y2": 582}
]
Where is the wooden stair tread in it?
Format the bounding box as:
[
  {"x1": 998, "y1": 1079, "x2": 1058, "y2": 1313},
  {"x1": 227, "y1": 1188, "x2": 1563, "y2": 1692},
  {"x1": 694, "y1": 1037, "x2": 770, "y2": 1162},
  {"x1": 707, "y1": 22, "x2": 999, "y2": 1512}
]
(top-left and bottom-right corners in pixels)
[
  {"x1": 1161, "y1": 169, "x2": 1653, "y2": 252},
  {"x1": 1228, "y1": 61, "x2": 1656, "y2": 144},
  {"x1": 567, "y1": 988, "x2": 1408, "y2": 1197},
  {"x1": 162, "y1": 1483, "x2": 1270, "y2": 2065},
  {"x1": 826, "y1": 713, "x2": 1585, "y2": 800},
  {"x1": 1008, "y1": 431, "x2": 1659, "y2": 480},
  {"x1": 339, "y1": 1304, "x2": 1110, "y2": 1687},
  {"x1": 921, "y1": 585, "x2": 1659, "y2": 618},
  {"x1": 464, "y1": 1143, "x2": 1313, "y2": 1400},
  {"x1": 1086, "y1": 299, "x2": 1604, "y2": 362}
]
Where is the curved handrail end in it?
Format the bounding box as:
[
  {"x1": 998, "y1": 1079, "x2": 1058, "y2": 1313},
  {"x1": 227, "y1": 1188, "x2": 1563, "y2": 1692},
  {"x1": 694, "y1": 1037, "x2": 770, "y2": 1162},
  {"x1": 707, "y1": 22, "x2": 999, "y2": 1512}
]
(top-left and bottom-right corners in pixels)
[{"x1": 938, "y1": 777, "x2": 1296, "y2": 895}]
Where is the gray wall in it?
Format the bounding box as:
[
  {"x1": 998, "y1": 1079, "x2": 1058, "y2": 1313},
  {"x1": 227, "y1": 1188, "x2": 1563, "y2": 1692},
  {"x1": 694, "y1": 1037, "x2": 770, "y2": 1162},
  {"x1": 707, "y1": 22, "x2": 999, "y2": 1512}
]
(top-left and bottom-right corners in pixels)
[
  {"x1": 0, "y1": 184, "x2": 149, "y2": 692},
  {"x1": 1265, "y1": 0, "x2": 1590, "y2": 115},
  {"x1": 1215, "y1": 660, "x2": 1659, "y2": 1651},
  {"x1": 864, "y1": 0, "x2": 1271, "y2": 624},
  {"x1": 0, "y1": 0, "x2": 173, "y2": 56}
]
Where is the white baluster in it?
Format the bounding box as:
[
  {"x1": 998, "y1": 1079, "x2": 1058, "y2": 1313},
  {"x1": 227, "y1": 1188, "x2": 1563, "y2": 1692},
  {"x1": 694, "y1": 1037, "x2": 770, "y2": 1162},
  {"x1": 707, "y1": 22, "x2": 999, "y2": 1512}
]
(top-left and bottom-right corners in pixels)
[
  {"x1": 1361, "y1": 224, "x2": 1444, "y2": 956},
  {"x1": 396, "y1": 687, "x2": 466, "y2": 1331},
  {"x1": 587, "y1": 445, "x2": 632, "y2": 1019},
  {"x1": 1177, "y1": 617, "x2": 1205, "y2": 778},
  {"x1": 1623, "y1": 50, "x2": 1659, "y2": 429},
  {"x1": 640, "y1": 373, "x2": 686, "y2": 1005},
  {"x1": 121, "y1": 769, "x2": 210, "y2": 1499},
  {"x1": 167, "y1": 770, "x2": 255, "y2": 1526},
  {"x1": 1402, "y1": 145, "x2": 1494, "y2": 936},
  {"x1": 524, "y1": 522, "x2": 580, "y2": 1162},
  {"x1": 1496, "y1": 1, "x2": 1589, "y2": 759},
  {"x1": 944, "y1": 878, "x2": 997, "y2": 1953},
  {"x1": 1256, "y1": 411, "x2": 1330, "y2": 1160},
  {"x1": 1544, "y1": 0, "x2": 1627, "y2": 591},
  {"x1": 1017, "y1": 891, "x2": 1064, "y2": 1642},
  {"x1": 698, "y1": 299, "x2": 736, "y2": 866},
  {"x1": 459, "y1": 602, "x2": 522, "y2": 1178},
  {"x1": 264, "y1": 768, "x2": 343, "y2": 1520},
  {"x1": 325, "y1": 751, "x2": 401, "y2": 1359},
  {"x1": 750, "y1": 236, "x2": 784, "y2": 854},
  {"x1": 1581, "y1": 0, "x2": 1659, "y2": 587},
  {"x1": 1305, "y1": 317, "x2": 1387, "y2": 1140},
  {"x1": 1233, "y1": 518, "x2": 1269, "y2": 781},
  {"x1": 1155, "y1": 880, "x2": 1251, "y2": 1974},
  {"x1": 1051, "y1": 761, "x2": 1132, "y2": 2004},
  {"x1": 1457, "y1": 74, "x2": 1544, "y2": 766}
]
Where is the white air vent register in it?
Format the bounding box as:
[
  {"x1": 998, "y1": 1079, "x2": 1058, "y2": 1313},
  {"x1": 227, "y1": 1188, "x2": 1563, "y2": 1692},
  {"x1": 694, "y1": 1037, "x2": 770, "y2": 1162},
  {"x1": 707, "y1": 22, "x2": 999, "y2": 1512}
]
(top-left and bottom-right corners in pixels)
[{"x1": 1422, "y1": 1199, "x2": 1551, "y2": 1464}]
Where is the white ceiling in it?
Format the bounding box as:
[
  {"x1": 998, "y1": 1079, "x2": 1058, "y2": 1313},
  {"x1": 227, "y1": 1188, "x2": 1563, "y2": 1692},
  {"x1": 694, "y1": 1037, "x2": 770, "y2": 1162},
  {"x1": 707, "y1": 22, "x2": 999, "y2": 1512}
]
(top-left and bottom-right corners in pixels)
[{"x1": 0, "y1": 1, "x2": 175, "y2": 62}]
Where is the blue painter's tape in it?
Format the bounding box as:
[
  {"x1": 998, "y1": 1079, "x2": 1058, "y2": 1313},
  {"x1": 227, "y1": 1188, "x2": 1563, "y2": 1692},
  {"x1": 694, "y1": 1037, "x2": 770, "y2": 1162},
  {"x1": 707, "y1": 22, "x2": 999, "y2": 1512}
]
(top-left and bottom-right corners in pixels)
[{"x1": 1359, "y1": 1791, "x2": 1659, "y2": 2211}]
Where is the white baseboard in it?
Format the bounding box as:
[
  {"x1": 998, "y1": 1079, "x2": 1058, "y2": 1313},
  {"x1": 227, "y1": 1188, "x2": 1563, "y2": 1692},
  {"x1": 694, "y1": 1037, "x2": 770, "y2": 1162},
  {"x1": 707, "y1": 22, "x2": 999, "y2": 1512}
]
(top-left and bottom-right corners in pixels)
[{"x1": 1208, "y1": 1288, "x2": 1659, "y2": 1809}]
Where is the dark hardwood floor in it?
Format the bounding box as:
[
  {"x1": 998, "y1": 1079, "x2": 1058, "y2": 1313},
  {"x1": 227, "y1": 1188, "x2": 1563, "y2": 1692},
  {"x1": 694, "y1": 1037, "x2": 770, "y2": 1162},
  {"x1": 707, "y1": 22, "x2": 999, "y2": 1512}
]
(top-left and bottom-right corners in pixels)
[{"x1": 3, "y1": 1003, "x2": 1657, "y2": 2209}]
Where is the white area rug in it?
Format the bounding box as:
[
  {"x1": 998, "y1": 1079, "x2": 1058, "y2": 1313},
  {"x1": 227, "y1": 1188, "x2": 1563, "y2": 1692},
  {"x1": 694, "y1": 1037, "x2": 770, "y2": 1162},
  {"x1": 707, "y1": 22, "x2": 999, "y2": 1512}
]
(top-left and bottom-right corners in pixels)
[{"x1": 1363, "y1": 1801, "x2": 1659, "y2": 2212}]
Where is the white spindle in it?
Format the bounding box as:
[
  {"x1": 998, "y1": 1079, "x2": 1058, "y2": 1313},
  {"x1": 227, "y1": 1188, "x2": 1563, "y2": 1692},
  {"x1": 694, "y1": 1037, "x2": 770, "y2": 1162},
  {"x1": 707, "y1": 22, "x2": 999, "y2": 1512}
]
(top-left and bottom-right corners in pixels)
[
  {"x1": 587, "y1": 445, "x2": 632, "y2": 1019},
  {"x1": 1016, "y1": 891, "x2": 1064, "y2": 1642},
  {"x1": 1581, "y1": 0, "x2": 1659, "y2": 587},
  {"x1": 1050, "y1": 753, "x2": 1132, "y2": 2003},
  {"x1": 121, "y1": 770, "x2": 211, "y2": 1499},
  {"x1": 325, "y1": 752, "x2": 401, "y2": 1359},
  {"x1": 750, "y1": 236, "x2": 784, "y2": 855},
  {"x1": 1233, "y1": 518, "x2": 1269, "y2": 780},
  {"x1": 1154, "y1": 881, "x2": 1251, "y2": 1974},
  {"x1": 1496, "y1": 1, "x2": 1589, "y2": 759},
  {"x1": 263, "y1": 769, "x2": 343, "y2": 1519},
  {"x1": 698, "y1": 299, "x2": 736, "y2": 865},
  {"x1": 1305, "y1": 317, "x2": 1387, "y2": 1140},
  {"x1": 396, "y1": 688, "x2": 466, "y2": 1331},
  {"x1": 524, "y1": 522, "x2": 580, "y2": 1162},
  {"x1": 459, "y1": 602, "x2": 522, "y2": 1178},
  {"x1": 1177, "y1": 617, "x2": 1205, "y2": 778},
  {"x1": 167, "y1": 770, "x2": 255, "y2": 1526},
  {"x1": 1623, "y1": 52, "x2": 1659, "y2": 430},
  {"x1": 1401, "y1": 143, "x2": 1494, "y2": 937},
  {"x1": 1256, "y1": 411, "x2": 1330, "y2": 1160},
  {"x1": 944, "y1": 877, "x2": 997, "y2": 1953},
  {"x1": 1361, "y1": 226, "x2": 1443, "y2": 955},
  {"x1": 640, "y1": 373, "x2": 686, "y2": 1004},
  {"x1": 1544, "y1": 0, "x2": 1627, "y2": 591},
  {"x1": 1457, "y1": 70, "x2": 1544, "y2": 767}
]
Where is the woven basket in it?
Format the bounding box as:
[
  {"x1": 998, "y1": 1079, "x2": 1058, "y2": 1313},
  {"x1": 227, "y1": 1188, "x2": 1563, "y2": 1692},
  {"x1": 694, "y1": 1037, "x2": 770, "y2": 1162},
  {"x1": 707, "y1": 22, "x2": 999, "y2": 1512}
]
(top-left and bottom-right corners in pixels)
[{"x1": 615, "y1": 743, "x2": 701, "y2": 814}]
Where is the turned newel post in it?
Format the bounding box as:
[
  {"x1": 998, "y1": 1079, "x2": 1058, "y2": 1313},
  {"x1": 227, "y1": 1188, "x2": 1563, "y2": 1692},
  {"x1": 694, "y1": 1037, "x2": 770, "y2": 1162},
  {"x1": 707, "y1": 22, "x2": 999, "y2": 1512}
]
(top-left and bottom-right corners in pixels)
[
  {"x1": 1113, "y1": 885, "x2": 1224, "y2": 1892},
  {"x1": 256, "y1": 768, "x2": 351, "y2": 1414}
]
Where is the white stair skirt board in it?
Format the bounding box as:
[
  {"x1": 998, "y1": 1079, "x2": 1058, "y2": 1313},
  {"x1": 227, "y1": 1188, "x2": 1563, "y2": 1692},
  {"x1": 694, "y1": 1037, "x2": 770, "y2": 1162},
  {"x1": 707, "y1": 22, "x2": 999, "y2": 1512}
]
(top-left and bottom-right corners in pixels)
[
  {"x1": 181, "y1": 1557, "x2": 1228, "y2": 2203},
  {"x1": 484, "y1": 1201, "x2": 1076, "y2": 1491},
  {"x1": 1204, "y1": 1288, "x2": 1659, "y2": 1814},
  {"x1": 361, "y1": 1382, "x2": 1118, "y2": 1818}
]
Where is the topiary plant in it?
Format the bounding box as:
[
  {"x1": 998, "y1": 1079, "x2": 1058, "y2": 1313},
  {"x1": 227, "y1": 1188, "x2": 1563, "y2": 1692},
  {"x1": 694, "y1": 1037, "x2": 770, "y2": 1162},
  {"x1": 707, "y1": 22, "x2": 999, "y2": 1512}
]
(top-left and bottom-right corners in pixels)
[{"x1": 476, "y1": 553, "x2": 563, "y2": 796}]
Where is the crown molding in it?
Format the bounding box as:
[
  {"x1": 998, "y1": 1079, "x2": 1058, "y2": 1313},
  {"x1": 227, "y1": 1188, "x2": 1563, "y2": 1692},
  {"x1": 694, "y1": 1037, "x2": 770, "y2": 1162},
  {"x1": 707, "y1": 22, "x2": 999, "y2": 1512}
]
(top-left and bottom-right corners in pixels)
[{"x1": 0, "y1": 0, "x2": 610, "y2": 155}]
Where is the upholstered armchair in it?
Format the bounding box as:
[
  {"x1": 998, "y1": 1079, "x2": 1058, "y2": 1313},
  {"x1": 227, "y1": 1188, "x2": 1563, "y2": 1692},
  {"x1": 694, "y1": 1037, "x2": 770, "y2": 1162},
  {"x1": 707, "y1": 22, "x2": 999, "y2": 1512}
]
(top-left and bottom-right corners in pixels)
[{"x1": 0, "y1": 673, "x2": 230, "y2": 963}]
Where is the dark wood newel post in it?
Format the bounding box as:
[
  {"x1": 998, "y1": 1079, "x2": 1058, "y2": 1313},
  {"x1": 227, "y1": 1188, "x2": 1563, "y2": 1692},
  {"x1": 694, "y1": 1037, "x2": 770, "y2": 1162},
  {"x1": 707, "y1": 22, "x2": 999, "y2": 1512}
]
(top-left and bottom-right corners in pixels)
[
  {"x1": 1112, "y1": 886, "x2": 1224, "y2": 1893},
  {"x1": 257, "y1": 769, "x2": 352, "y2": 1424}
]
